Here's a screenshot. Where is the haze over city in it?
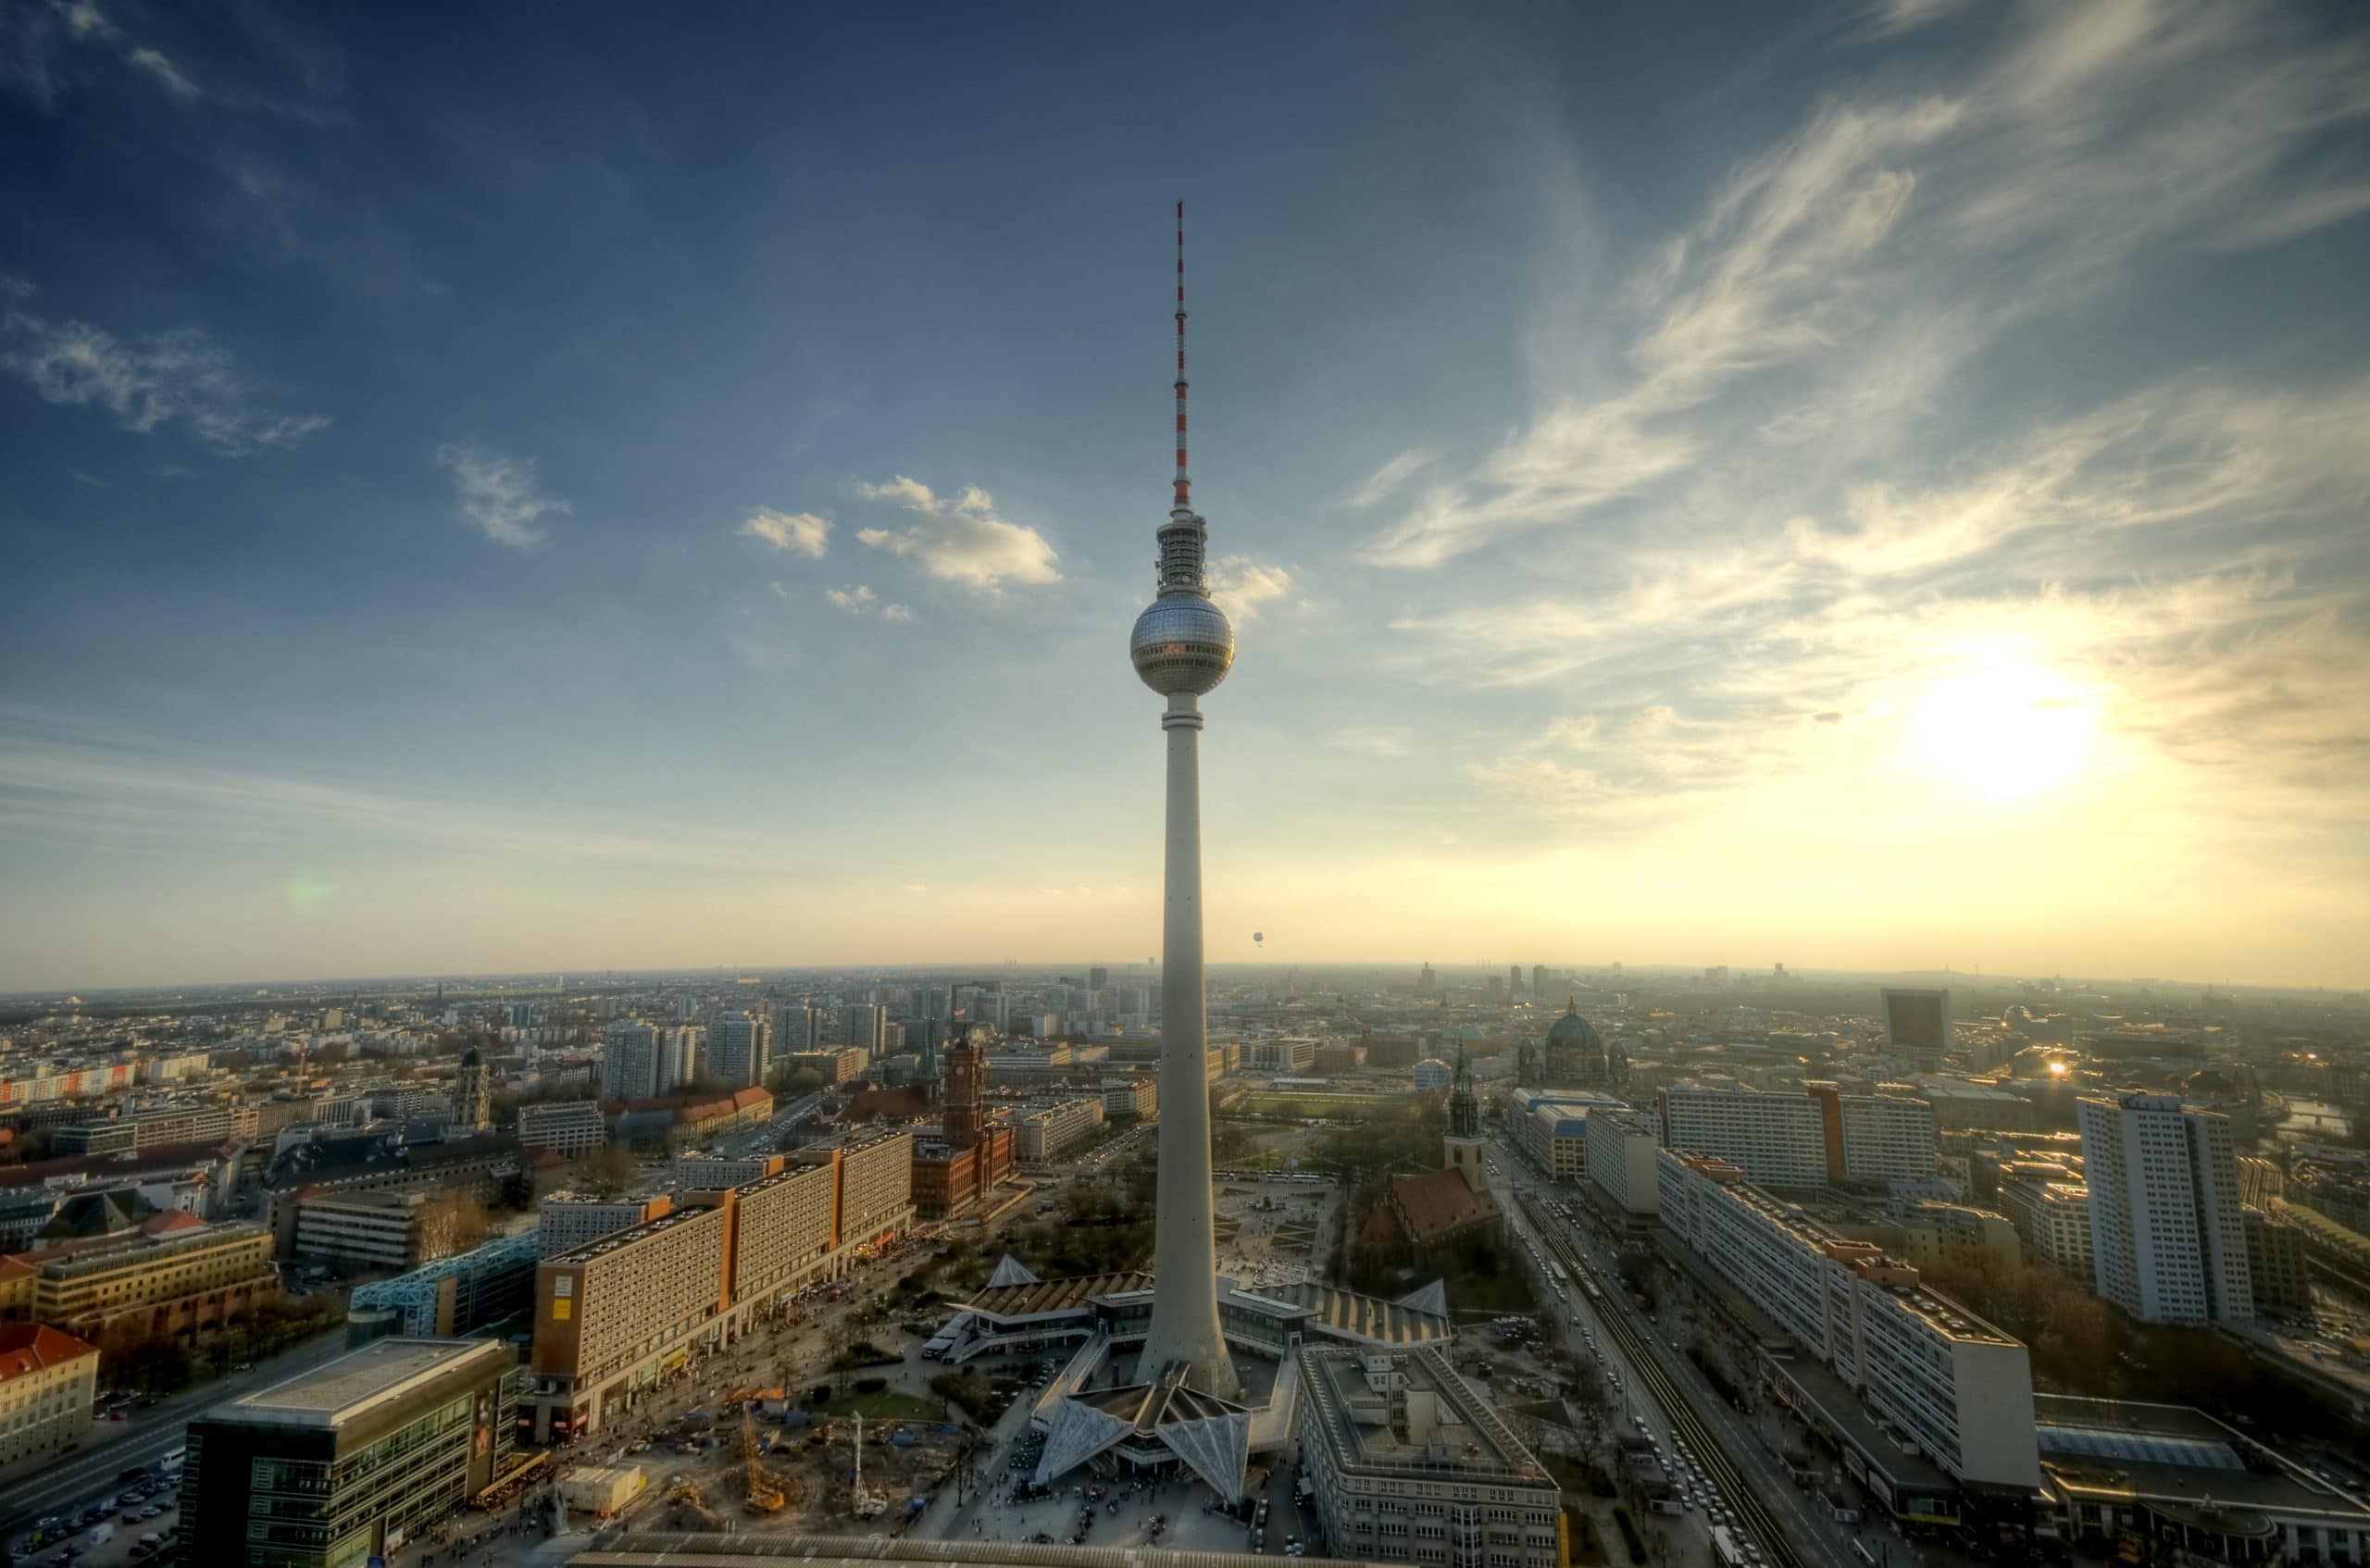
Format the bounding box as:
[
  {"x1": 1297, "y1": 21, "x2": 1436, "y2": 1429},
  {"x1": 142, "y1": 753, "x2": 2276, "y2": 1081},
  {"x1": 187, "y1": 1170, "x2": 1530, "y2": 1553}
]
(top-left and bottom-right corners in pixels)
[{"x1": 6, "y1": 0, "x2": 2370, "y2": 993}]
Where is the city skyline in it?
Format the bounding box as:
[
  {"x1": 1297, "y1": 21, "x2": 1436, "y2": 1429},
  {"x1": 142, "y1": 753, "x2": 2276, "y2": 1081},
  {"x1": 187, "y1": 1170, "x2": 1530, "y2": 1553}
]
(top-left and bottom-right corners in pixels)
[{"x1": 6, "y1": 1, "x2": 2370, "y2": 993}]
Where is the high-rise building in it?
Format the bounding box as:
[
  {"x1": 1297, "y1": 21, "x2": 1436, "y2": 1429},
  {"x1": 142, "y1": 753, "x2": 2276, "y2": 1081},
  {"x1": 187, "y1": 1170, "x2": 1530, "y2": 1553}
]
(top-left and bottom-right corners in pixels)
[
  {"x1": 1881, "y1": 988, "x2": 1952, "y2": 1072},
  {"x1": 708, "y1": 1012, "x2": 768, "y2": 1089},
  {"x1": 841, "y1": 1003, "x2": 887, "y2": 1056},
  {"x1": 1125, "y1": 202, "x2": 1238, "y2": 1401},
  {"x1": 658, "y1": 1025, "x2": 700, "y2": 1090},
  {"x1": 1530, "y1": 964, "x2": 1550, "y2": 998},
  {"x1": 2077, "y1": 1092, "x2": 2252, "y2": 1325},
  {"x1": 1089, "y1": 964, "x2": 1109, "y2": 990},
  {"x1": 601, "y1": 1022, "x2": 658, "y2": 1101},
  {"x1": 1508, "y1": 964, "x2": 1524, "y2": 995}
]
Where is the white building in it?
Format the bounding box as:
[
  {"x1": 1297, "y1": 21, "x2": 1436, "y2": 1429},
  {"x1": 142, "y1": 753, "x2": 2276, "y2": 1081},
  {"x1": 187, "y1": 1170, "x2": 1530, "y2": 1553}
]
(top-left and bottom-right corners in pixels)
[
  {"x1": 1014, "y1": 1097, "x2": 1106, "y2": 1163},
  {"x1": 1658, "y1": 1151, "x2": 2040, "y2": 1492},
  {"x1": 1586, "y1": 1108, "x2": 1661, "y2": 1214},
  {"x1": 1100, "y1": 1078, "x2": 1157, "y2": 1119},
  {"x1": 2003, "y1": 1179, "x2": 2094, "y2": 1276},
  {"x1": 1659, "y1": 1082, "x2": 1827, "y2": 1187},
  {"x1": 600, "y1": 1023, "x2": 659, "y2": 1101},
  {"x1": 1658, "y1": 1081, "x2": 1935, "y2": 1188},
  {"x1": 1503, "y1": 1088, "x2": 1623, "y2": 1180},
  {"x1": 707, "y1": 1013, "x2": 768, "y2": 1089},
  {"x1": 1837, "y1": 1091, "x2": 1940, "y2": 1184},
  {"x1": 2077, "y1": 1093, "x2": 2252, "y2": 1325}
]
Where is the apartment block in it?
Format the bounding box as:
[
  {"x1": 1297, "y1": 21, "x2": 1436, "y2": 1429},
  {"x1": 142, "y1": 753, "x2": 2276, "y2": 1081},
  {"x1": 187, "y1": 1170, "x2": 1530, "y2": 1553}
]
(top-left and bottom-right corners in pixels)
[
  {"x1": 1586, "y1": 1108, "x2": 1663, "y2": 1214},
  {"x1": 2077, "y1": 1093, "x2": 2252, "y2": 1325},
  {"x1": 1658, "y1": 1151, "x2": 2040, "y2": 1493},
  {"x1": 688, "y1": 1162, "x2": 838, "y2": 1304},
  {"x1": 1662, "y1": 1081, "x2": 1936, "y2": 1188},
  {"x1": 1100, "y1": 1078, "x2": 1158, "y2": 1119},
  {"x1": 533, "y1": 1204, "x2": 732, "y2": 1439},
  {"x1": 536, "y1": 1193, "x2": 673, "y2": 1259},
  {"x1": 2242, "y1": 1206, "x2": 2313, "y2": 1318}
]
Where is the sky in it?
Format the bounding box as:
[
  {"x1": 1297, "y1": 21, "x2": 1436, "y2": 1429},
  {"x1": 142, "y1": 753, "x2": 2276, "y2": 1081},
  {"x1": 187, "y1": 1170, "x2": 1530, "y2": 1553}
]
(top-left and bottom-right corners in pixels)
[{"x1": 3, "y1": 0, "x2": 2368, "y2": 993}]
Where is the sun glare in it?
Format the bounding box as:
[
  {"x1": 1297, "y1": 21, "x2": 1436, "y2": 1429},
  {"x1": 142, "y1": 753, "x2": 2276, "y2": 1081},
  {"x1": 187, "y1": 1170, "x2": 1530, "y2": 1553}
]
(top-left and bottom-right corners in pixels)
[{"x1": 1913, "y1": 662, "x2": 2095, "y2": 798}]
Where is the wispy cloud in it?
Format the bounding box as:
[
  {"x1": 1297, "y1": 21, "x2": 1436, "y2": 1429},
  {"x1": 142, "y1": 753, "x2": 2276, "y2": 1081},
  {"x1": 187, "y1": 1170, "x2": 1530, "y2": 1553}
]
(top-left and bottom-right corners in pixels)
[
  {"x1": 1340, "y1": 446, "x2": 1434, "y2": 509},
  {"x1": 1, "y1": 294, "x2": 326, "y2": 454},
  {"x1": 1363, "y1": 1, "x2": 2370, "y2": 571},
  {"x1": 1207, "y1": 555, "x2": 1298, "y2": 625},
  {"x1": 852, "y1": 474, "x2": 1059, "y2": 591},
  {"x1": 125, "y1": 44, "x2": 194, "y2": 98},
  {"x1": 2, "y1": 1, "x2": 201, "y2": 106},
  {"x1": 435, "y1": 444, "x2": 566, "y2": 550},
  {"x1": 739, "y1": 508, "x2": 830, "y2": 559},
  {"x1": 824, "y1": 584, "x2": 914, "y2": 621}
]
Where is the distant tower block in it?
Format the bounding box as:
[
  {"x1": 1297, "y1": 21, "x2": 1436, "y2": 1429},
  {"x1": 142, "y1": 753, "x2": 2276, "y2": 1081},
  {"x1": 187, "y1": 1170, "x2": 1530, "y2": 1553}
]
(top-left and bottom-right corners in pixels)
[
  {"x1": 1127, "y1": 202, "x2": 1239, "y2": 1400},
  {"x1": 1881, "y1": 988, "x2": 1952, "y2": 1073},
  {"x1": 452, "y1": 1046, "x2": 492, "y2": 1134}
]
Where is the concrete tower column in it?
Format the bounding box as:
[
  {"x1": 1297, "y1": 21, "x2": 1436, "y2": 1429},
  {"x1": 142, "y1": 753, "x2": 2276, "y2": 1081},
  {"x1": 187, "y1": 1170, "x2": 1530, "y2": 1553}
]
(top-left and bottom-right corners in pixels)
[{"x1": 1139, "y1": 690, "x2": 1239, "y2": 1398}]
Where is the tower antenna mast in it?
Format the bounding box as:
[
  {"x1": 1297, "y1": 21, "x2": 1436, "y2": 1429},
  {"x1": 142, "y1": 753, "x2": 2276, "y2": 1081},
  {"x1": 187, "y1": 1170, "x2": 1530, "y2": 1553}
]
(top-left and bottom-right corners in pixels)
[{"x1": 1174, "y1": 200, "x2": 1190, "y2": 516}]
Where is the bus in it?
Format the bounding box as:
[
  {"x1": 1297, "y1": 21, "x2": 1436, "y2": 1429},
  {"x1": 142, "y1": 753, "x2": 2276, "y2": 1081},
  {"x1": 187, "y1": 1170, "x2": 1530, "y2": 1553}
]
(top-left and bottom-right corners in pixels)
[
  {"x1": 1546, "y1": 1262, "x2": 1567, "y2": 1287},
  {"x1": 1710, "y1": 1526, "x2": 1744, "y2": 1568}
]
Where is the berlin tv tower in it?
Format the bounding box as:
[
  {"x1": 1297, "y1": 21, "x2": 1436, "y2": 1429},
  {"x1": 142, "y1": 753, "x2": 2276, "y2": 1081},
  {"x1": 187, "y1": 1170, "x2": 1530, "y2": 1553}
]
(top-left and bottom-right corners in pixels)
[{"x1": 1127, "y1": 202, "x2": 1240, "y2": 1400}]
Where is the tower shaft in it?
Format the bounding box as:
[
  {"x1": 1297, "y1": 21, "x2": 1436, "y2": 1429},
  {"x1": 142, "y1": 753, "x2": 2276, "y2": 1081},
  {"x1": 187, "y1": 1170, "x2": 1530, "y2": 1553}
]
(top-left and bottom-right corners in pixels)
[{"x1": 1140, "y1": 690, "x2": 1238, "y2": 1397}]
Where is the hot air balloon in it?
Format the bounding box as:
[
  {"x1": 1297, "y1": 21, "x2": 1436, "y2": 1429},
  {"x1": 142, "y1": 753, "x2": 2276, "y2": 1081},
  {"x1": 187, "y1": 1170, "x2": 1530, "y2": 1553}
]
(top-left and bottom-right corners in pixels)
[{"x1": 1253, "y1": 931, "x2": 1265, "y2": 948}]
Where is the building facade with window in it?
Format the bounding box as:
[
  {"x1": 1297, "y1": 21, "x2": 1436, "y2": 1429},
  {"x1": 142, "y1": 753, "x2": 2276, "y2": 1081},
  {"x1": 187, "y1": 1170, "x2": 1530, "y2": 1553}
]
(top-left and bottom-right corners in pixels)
[
  {"x1": 0, "y1": 1324, "x2": 97, "y2": 1468},
  {"x1": 1293, "y1": 1342, "x2": 1564, "y2": 1568},
  {"x1": 184, "y1": 1337, "x2": 521, "y2": 1568}
]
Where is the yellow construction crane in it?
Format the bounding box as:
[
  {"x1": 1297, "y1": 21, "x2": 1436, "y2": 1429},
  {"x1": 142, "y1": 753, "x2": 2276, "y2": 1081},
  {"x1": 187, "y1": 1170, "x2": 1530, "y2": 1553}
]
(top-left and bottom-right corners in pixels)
[{"x1": 742, "y1": 1405, "x2": 786, "y2": 1514}]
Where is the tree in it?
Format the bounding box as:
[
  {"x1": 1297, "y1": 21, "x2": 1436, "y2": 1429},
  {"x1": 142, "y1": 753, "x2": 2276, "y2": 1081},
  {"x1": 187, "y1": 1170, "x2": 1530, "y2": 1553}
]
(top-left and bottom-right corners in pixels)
[
  {"x1": 579, "y1": 1142, "x2": 639, "y2": 1196},
  {"x1": 418, "y1": 1193, "x2": 491, "y2": 1260}
]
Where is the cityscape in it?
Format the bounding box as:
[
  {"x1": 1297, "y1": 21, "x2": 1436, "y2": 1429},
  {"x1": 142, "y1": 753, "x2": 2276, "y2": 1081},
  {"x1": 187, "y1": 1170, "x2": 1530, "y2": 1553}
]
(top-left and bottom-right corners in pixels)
[{"x1": 4, "y1": 6, "x2": 2369, "y2": 1568}]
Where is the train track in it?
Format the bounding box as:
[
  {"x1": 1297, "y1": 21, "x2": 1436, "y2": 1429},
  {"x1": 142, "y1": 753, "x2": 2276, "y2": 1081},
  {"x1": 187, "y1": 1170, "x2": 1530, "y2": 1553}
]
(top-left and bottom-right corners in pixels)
[{"x1": 1519, "y1": 1191, "x2": 1810, "y2": 1568}]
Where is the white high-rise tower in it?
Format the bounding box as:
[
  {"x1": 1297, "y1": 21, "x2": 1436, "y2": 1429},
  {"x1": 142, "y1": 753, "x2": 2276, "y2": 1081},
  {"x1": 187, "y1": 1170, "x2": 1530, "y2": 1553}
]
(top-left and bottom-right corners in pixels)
[{"x1": 1128, "y1": 201, "x2": 1239, "y2": 1400}]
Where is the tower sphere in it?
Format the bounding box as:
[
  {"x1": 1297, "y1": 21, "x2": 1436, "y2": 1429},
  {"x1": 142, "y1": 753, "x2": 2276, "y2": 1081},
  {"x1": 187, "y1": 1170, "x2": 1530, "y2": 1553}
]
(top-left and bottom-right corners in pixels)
[{"x1": 1130, "y1": 590, "x2": 1234, "y2": 696}]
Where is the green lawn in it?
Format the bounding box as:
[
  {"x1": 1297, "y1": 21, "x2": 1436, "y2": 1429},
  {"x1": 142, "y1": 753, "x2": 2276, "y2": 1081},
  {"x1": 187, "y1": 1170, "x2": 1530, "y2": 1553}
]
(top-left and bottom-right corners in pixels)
[{"x1": 805, "y1": 1388, "x2": 941, "y2": 1421}]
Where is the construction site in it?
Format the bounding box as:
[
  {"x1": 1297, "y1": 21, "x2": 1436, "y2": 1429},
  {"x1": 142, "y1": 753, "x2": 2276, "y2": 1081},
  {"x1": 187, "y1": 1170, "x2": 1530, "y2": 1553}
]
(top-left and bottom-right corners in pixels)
[{"x1": 573, "y1": 1384, "x2": 979, "y2": 1538}]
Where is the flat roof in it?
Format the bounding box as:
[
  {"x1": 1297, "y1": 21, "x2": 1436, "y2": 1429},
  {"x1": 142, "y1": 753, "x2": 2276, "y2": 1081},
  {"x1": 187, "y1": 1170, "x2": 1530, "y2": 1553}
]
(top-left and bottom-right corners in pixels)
[
  {"x1": 1295, "y1": 1343, "x2": 1551, "y2": 1487},
  {"x1": 220, "y1": 1337, "x2": 506, "y2": 1430}
]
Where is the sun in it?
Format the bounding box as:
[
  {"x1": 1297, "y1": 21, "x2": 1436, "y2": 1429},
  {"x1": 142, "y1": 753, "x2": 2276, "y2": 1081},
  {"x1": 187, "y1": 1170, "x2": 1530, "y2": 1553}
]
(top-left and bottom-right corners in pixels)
[{"x1": 1913, "y1": 662, "x2": 2095, "y2": 798}]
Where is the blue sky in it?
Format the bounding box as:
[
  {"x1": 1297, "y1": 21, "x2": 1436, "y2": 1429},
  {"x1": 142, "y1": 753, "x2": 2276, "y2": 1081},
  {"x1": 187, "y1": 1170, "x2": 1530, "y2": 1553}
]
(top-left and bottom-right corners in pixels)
[{"x1": 4, "y1": 0, "x2": 2368, "y2": 991}]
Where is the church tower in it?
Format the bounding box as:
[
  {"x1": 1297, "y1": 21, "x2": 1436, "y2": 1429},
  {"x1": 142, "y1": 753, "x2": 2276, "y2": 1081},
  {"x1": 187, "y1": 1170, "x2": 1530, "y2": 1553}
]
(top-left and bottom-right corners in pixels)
[{"x1": 1443, "y1": 1041, "x2": 1488, "y2": 1194}]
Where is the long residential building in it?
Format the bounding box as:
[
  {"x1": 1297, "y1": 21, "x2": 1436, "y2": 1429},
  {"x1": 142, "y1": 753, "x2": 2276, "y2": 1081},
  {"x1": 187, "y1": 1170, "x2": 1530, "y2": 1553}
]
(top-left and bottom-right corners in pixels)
[
  {"x1": 53, "y1": 1101, "x2": 258, "y2": 1156},
  {"x1": 1657, "y1": 1081, "x2": 1937, "y2": 1188},
  {"x1": 1293, "y1": 1342, "x2": 1564, "y2": 1568},
  {"x1": 528, "y1": 1138, "x2": 914, "y2": 1441},
  {"x1": 1657, "y1": 1150, "x2": 2039, "y2": 1495},
  {"x1": 2076, "y1": 1092, "x2": 2252, "y2": 1325},
  {"x1": 537, "y1": 1193, "x2": 673, "y2": 1259}
]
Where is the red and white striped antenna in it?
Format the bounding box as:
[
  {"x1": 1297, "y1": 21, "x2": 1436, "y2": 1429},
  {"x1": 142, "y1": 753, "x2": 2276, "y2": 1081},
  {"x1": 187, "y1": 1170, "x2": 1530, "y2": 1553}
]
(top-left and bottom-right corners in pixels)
[{"x1": 1173, "y1": 199, "x2": 1191, "y2": 517}]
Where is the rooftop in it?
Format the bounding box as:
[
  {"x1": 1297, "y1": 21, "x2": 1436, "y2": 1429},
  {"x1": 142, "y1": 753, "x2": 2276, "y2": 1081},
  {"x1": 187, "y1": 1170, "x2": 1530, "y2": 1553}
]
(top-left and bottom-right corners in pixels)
[
  {"x1": 2033, "y1": 1395, "x2": 2370, "y2": 1525},
  {"x1": 1295, "y1": 1343, "x2": 1550, "y2": 1487},
  {"x1": 219, "y1": 1337, "x2": 507, "y2": 1430},
  {"x1": 0, "y1": 1324, "x2": 97, "y2": 1379}
]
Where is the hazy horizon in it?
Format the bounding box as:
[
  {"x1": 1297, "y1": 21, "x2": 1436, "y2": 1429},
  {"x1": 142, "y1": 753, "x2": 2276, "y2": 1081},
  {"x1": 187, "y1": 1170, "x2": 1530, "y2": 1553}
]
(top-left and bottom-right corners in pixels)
[{"x1": 6, "y1": 1, "x2": 2368, "y2": 993}]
